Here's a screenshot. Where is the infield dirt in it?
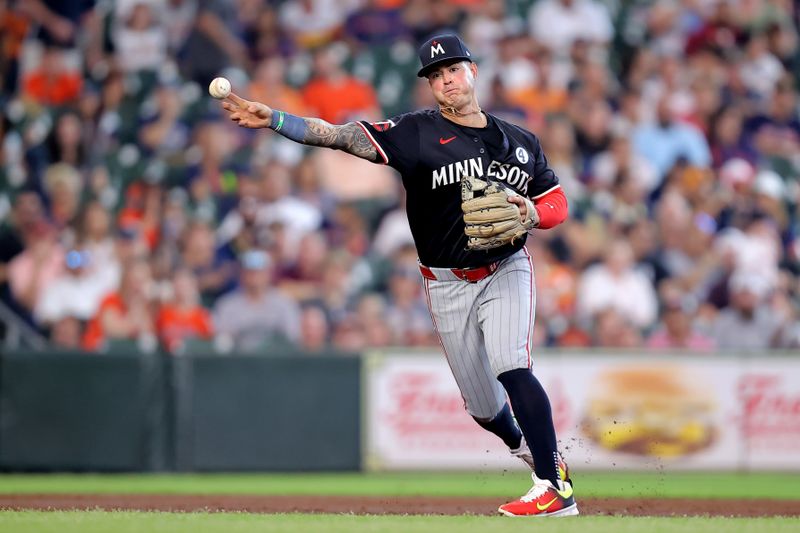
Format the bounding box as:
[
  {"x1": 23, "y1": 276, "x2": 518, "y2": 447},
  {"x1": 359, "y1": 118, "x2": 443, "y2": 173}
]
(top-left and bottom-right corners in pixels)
[{"x1": 1, "y1": 494, "x2": 798, "y2": 517}]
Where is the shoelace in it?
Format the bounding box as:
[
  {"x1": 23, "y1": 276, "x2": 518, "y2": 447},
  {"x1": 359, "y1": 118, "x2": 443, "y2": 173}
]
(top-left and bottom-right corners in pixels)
[{"x1": 519, "y1": 480, "x2": 553, "y2": 503}]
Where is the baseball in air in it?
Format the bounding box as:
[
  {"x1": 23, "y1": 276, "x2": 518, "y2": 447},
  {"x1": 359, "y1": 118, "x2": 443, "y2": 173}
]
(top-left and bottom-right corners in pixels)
[{"x1": 208, "y1": 77, "x2": 231, "y2": 99}]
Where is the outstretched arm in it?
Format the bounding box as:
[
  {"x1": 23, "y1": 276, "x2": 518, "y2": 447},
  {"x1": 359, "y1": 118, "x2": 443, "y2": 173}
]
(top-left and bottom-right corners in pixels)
[{"x1": 221, "y1": 93, "x2": 379, "y2": 162}]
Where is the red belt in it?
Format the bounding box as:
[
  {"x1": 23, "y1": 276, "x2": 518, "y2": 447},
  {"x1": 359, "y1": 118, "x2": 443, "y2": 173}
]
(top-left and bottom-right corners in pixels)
[{"x1": 419, "y1": 262, "x2": 500, "y2": 283}]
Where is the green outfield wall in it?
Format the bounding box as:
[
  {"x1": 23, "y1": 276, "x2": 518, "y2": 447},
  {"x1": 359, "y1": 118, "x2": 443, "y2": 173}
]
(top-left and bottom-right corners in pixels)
[{"x1": 0, "y1": 350, "x2": 361, "y2": 472}]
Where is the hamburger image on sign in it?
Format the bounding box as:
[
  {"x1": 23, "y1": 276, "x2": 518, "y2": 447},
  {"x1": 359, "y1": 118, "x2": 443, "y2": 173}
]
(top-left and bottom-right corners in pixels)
[{"x1": 581, "y1": 367, "x2": 717, "y2": 457}]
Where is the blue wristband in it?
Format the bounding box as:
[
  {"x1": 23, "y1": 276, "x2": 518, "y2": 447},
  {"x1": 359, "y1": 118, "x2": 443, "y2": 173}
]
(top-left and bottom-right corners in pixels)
[{"x1": 269, "y1": 110, "x2": 305, "y2": 143}]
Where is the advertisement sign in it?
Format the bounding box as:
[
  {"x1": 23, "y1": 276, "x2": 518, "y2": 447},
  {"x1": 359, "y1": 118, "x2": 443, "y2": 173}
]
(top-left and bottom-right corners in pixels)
[
  {"x1": 738, "y1": 359, "x2": 800, "y2": 469},
  {"x1": 364, "y1": 351, "x2": 800, "y2": 471},
  {"x1": 365, "y1": 355, "x2": 517, "y2": 469}
]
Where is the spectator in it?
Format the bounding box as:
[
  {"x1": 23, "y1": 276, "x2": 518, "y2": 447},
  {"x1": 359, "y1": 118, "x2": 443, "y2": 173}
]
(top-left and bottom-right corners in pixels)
[
  {"x1": 46, "y1": 111, "x2": 88, "y2": 170},
  {"x1": 279, "y1": 0, "x2": 350, "y2": 49},
  {"x1": 246, "y1": 56, "x2": 308, "y2": 116},
  {"x1": 708, "y1": 106, "x2": 757, "y2": 168},
  {"x1": 35, "y1": 247, "x2": 117, "y2": 325},
  {"x1": 7, "y1": 221, "x2": 63, "y2": 314},
  {"x1": 476, "y1": 33, "x2": 537, "y2": 105},
  {"x1": 331, "y1": 314, "x2": 366, "y2": 350},
  {"x1": 301, "y1": 43, "x2": 381, "y2": 124},
  {"x1": 462, "y1": 0, "x2": 515, "y2": 61},
  {"x1": 529, "y1": 0, "x2": 612, "y2": 54},
  {"x1": 0, "y1": 0, "x2": 29, "y2": 97},
  {"x1": 632, "y1": 95, "x2": 712, "y2": 179},
  {"x1": 293, "y1": 156, "x2": 337, "y2": 220},
  {"x1": 138, "y1": 83, "x2": 190, "y2": 158},
  {"x1": 743, "y1": 75, "x2": 800, "y2": 168},
  {"x1": 313, "y1": 249, "x2": 359, "y2": 323},
  {"x1": 402, "y1": 0, "x2": 461, "y2": 44},
  {"x1": 576, "y1": 240, "x2": 658, "y2": 329},
  {"x1": 527, "y1": 238, "x2": 578, "y2": 336},
  {"x1": 117, "y1": 181, "x2": 161, "y2": 251},
  {"x1": 643, "y1": 0, "x2": 686, "y2": 58},
  {"x1": 179, "y1": 0, "x2": 248, "y2": 86},
  {"x1": 344, "y1": 0, "x2": 409, "y2": 47},
  {"x1": 157, "y1": 268, "x2": 214, "y2": 353},
  {"x1": 21, "y1": 45, "x2": 82, "y2": 106},
  {"x1": 19, "y1": 0, "x2": 95, "y2": 48},
  {"x1": 299, "y1": 303, "x2": 330, "y2": 352},
  {"x1": 352, "y1": 292, "x2": 393, "y2": 348},
  {"x1": 371, "y1": 188, "x2": 414, "y2": 258},
  {"x1": 592, "y1": 307, "x2": 643, "y2": 348},
  {"x1": 42, "y1": 162, "x2": 82, "y2": 233},
  {"x1": 715, "y1": 215, "x2": 782, "y2": 291},
  {"x1": 684, "y1": 0, "x2": 744, "y2": 58},
  {"x1": 539, "y1": 115, "x2": 584, "y2": 203},
  {"x1": 590, "y1": 129, "x2": 659, "y2": 194},
  {"x1": 163, "y1": 0, "x2": 197, "y2": 54},
  {"x1": 647, "y1": 299, "x2": 716, "y2": 351},
  {"x1": 507, "y1": 47, "x2": 569, "y2": 122},
  {"x1": 212, "y1": 249, "x2": 301, "y2": 352},
  {"x1": 180, "y1": 220, "x2": 237, "y2": 304},
  {"x1": 383, "y1": 246, "x2": 435, "y2": 346},
  {"x1": 738, "y1": 31, "x2": 785, "y2": 103},
  {"x1": 572, "y1": 98, "x2": 613, "y2": 165},
  {"x1": 160, "y1": 188, "x2": 191, "y2": 248},
  {"x1": 711, "y1": 272, "x2": 782, "y2": 351},
  {"x1": 254, "y1": 162, "x2": 322, "y2": 253},
  {"x1": 278, "y1": 230, "x2": 329, "y2": 302},
  {"x1": 49, "y1": 315, "x2": 83, "y2": 350},
  {"x1": 244, "y1": 3, "x2": 294, "y2": 59},
  {"x1": 216, "y1": 176, "x2": 261, "y2": 253},
  {"x1": 639, "y1": 55, "x2": 693, "y2": 126},
  {"x1": 82, "y1": 259, "x2": 157, "y2": 351},
  {"x1": 112, "y1": 0, "x2": 168, "y2": 73},
  {"x1": 0, "y1": 189, "x2": 46, "y2": 283},
  {"x1": 751, "y1": 169, "x2": 790, "y2": 232},
  {"x1": 485, "y1": 75, "x2": 530, "y2": 127}
]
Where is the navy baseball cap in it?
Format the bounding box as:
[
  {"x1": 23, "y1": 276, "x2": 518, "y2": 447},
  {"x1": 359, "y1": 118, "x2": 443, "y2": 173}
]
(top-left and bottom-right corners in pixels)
[{"x1": 417, "y1": 34, "x2": 473, "y2": 78}]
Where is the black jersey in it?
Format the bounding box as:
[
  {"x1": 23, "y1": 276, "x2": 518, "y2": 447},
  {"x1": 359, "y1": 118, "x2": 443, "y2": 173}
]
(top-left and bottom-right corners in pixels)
[{"x1": 358, "y1": 110, "x2": 560, "y2": 268}]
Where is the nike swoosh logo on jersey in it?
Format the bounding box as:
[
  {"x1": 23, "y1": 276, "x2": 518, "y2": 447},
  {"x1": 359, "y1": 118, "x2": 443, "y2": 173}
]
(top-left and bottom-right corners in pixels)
[{"x1": 439, "y1": 136, "x2": 456, "y2": 144}]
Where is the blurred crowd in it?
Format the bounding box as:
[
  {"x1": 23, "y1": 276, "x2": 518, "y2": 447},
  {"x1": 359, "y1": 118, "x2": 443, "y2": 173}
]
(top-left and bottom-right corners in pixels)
[{"x1": 0, "y1": 0, "x2": 799, "y2": 355}]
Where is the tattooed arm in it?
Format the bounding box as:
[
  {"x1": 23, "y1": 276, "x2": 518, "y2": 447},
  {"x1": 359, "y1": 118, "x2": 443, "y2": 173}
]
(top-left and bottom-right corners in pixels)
[{"x1": 220, "y1": 93, "x2": 379, "y2": 162}]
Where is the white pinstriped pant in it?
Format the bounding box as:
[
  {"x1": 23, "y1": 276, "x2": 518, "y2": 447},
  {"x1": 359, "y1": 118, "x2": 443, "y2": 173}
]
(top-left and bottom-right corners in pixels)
[{"x1": 422, "y1": 247, "x2": 536, "y2": 419}]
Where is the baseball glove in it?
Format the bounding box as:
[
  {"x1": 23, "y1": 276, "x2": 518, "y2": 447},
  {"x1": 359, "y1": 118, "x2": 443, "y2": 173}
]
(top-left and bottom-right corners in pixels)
[{"x1": 461, "y1": 175, "x2": 539, "y2": 251}]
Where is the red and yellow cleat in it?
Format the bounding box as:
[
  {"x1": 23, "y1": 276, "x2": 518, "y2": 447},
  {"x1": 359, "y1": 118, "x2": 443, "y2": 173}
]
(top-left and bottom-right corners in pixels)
[{"x1": 498, "y1": 475, "x2": 579, "y2": 517}]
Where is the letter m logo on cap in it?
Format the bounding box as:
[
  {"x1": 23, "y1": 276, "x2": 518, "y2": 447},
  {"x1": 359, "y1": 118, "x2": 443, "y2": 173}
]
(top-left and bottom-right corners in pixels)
[{"x1": 431, "y1": 40, "x2": 445, "y2": 58}]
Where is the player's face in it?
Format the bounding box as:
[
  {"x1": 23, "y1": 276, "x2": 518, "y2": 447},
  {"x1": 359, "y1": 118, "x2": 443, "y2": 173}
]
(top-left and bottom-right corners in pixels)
[{"x1": 427, "y1": 61, "x2": 477, "y2": 108}]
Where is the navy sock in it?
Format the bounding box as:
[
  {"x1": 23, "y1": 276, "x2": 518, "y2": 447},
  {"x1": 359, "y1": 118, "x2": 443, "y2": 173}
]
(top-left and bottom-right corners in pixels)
[
  {"x1": 497, "y1": 368, "x2": 560, "y2": 488},
  {"x1": 472, "y1": 403, "x2": 522, "y2": 449}
]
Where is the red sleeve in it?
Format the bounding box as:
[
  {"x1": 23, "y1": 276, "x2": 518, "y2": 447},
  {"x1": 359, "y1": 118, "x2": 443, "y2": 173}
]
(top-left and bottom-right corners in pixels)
[{"x1": 533, "y1": 187, "x2": 568, "y2": 229}]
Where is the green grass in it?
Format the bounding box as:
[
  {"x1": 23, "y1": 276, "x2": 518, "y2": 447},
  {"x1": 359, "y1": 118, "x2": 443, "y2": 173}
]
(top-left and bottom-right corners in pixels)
[
  {"x1": 1, "y1": 474, "x2": 798, "y2": 532},
  {"x1": 0, "y1": 512, "x2": 797, "y2": 533},
  {"x1": 0, "y1": 471, "x2": 798, "y2": 500}
]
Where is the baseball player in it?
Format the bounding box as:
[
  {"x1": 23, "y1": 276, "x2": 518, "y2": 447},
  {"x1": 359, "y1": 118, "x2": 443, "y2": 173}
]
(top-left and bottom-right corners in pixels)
[{"x1": 221, "y1": 34, "x2": 576, "y2": 517}]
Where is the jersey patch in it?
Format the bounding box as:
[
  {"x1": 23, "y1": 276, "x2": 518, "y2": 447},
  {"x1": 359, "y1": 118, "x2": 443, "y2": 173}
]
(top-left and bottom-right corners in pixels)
[
  {"x1": 515, "y1": 147, "x2": 529, "y2": 164},
  {"x1": 370, "y1": 120, "x2": 395, "y2": 132}
]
